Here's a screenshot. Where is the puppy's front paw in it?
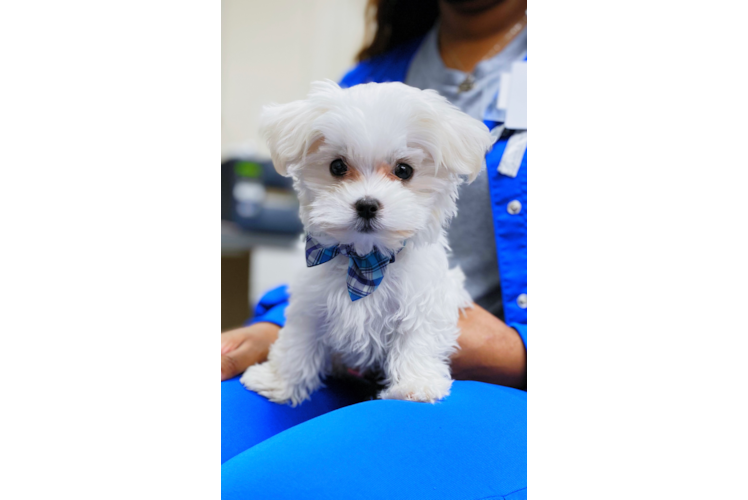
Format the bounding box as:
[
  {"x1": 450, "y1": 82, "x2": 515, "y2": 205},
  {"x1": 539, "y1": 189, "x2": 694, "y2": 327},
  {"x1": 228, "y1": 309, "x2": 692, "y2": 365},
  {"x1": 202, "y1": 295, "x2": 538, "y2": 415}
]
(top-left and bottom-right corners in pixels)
[
  {"x1": 240, "y1": 362, "x2": 298, "y2": 405},
  {"x1": 379, "y1": 378, "x2": 452, "y2": 403}
]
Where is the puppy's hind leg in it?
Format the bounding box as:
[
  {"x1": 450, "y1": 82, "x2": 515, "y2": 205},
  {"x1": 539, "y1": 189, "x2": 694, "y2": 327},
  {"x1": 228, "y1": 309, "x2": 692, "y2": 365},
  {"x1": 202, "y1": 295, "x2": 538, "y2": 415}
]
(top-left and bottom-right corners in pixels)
[{"x1": 241, "y1": 317, "x2": 328, "y2": 406}]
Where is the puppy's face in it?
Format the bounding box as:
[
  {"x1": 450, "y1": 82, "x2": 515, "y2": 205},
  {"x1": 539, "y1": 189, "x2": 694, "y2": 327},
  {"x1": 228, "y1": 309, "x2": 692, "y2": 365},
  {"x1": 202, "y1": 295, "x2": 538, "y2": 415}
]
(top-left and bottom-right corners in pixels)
[{"x1": 260, "y1": 81, "x2": 493, "y2": 254}]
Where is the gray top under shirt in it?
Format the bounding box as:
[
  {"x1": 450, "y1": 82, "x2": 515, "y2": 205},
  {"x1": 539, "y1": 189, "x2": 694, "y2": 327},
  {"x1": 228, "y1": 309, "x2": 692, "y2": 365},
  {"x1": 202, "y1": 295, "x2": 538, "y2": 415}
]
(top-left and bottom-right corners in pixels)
[{"x1": 405, "y1": 24, "x2": 527, "y2": 319}]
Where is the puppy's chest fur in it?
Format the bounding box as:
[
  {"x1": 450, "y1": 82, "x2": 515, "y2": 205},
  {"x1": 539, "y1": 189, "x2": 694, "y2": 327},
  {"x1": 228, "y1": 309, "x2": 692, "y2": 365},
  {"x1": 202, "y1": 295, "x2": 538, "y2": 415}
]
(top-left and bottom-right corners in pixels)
[
  {"x1": 318, "y1": 256, "x2": 408, "y2": 370},
  {"x1": 289, "y1": 244, "x2": 463, "y2": 373}
]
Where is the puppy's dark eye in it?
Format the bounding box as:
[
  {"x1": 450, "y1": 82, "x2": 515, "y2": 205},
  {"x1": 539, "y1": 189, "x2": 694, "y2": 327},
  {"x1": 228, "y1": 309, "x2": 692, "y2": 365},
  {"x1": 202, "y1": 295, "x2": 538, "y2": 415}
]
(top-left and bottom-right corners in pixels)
[
  {"x1": 393, "y1": 163, "x2": 413, "y2": 180},
  {"x1": 330, "y1": 159, "x2": 348, "y2": 177}
]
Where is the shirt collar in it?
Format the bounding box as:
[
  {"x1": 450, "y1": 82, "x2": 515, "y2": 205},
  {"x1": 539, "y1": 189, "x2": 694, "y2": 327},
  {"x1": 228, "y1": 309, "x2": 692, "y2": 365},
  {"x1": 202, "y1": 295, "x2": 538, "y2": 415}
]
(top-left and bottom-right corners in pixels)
[{"x1": 416, "y1": 22, "x2": 528, "y2": 95}]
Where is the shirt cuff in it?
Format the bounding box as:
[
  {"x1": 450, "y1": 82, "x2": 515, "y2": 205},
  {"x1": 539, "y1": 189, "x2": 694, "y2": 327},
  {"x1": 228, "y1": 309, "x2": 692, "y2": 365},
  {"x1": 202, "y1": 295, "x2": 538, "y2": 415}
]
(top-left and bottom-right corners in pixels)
[
  {"x1": 248, "y1": 302, "x2": 288, "y2": 328},
  {"x1": 245, "y1": 284, "x2": 290, "y2": 328},
  {"x1": 508, "y1": 322, "x2": 527, "y2": 350}
]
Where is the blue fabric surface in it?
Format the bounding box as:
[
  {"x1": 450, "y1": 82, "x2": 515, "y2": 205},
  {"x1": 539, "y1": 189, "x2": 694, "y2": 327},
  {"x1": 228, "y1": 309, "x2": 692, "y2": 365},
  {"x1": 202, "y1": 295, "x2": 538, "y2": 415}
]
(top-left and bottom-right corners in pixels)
[
  {"x1": 221, "y1": 375, "x2": 377, "y2": 464},
  {"x1": 222, "y1": 380, "x2": 527, "y2": 500}
]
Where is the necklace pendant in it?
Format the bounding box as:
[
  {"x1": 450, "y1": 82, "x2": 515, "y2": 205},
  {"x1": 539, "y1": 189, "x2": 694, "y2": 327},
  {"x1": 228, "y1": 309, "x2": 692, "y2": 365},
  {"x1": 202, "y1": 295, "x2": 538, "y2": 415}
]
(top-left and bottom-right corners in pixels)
[{"x1": 458, "y1": 74, "x2": 475, "y2": 93}]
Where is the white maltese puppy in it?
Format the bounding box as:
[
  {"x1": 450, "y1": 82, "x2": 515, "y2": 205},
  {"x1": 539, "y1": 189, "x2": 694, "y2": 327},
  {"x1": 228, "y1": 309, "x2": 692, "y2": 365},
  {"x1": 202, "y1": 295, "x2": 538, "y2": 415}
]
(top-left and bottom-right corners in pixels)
[{"x1": 241, "y1": 80, "x2": 493, "y2": 405}]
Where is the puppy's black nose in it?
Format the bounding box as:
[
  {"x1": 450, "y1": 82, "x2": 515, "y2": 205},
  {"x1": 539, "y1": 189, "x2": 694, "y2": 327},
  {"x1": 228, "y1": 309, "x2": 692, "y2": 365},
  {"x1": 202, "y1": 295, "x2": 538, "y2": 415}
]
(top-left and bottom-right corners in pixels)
[{"x1": 355, "y1": 198, "x2": 380, "y2": 220}]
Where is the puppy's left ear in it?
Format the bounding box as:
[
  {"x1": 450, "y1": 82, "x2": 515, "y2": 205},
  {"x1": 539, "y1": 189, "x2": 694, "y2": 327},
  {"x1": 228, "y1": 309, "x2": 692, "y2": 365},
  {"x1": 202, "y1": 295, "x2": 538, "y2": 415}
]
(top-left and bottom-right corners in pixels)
[{"x1": 423, "y1": 90, "x2": 494, "y2": 183}]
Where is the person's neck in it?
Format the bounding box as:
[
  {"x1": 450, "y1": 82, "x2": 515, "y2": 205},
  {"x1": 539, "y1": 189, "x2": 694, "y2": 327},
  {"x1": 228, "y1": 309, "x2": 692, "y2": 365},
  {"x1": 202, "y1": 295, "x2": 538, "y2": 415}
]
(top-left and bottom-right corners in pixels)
[{"x1": 438, "y1": 0, "x2": 527, "y2": 73}]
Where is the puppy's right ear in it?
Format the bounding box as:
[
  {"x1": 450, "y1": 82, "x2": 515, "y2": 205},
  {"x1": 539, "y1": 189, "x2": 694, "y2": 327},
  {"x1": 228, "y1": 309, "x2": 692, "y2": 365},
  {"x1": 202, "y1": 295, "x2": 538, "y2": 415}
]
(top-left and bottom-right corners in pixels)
[
  {"x1": 260, "y1": 81, "x2": 343, "y2": 176},
  {"x1": 258, "y1": 100, "x2": 315, "y2": 177}
]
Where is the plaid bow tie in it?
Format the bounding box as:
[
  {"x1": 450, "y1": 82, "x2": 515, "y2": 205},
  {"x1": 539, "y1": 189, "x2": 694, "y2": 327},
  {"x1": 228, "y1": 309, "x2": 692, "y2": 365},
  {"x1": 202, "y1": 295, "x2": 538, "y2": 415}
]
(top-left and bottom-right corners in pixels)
[{"x1": 305, "y1": 235, "x2": 402, "y2": 301}]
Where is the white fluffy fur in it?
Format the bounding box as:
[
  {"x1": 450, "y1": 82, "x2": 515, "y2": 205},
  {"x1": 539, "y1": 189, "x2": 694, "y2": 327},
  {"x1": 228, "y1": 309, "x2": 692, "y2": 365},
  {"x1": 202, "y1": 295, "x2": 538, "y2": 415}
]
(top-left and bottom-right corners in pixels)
[{"x1": 241, "y1": 81, "x2": 494, "y2": 405}]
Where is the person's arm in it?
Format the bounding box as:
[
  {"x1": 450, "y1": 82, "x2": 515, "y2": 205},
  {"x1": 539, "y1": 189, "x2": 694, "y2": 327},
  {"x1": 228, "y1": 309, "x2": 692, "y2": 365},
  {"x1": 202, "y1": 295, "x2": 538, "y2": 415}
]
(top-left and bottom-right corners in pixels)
[{"x1": 450, "y1": 303, "x2": 526, "y2": 389}]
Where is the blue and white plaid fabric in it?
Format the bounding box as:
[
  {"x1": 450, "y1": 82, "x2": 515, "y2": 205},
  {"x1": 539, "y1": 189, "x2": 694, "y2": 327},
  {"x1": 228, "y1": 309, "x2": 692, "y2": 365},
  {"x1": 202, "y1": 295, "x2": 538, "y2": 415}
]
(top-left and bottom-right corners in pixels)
[{"x1": 305, "y1": 235, "x2": 402, "y2": 301}]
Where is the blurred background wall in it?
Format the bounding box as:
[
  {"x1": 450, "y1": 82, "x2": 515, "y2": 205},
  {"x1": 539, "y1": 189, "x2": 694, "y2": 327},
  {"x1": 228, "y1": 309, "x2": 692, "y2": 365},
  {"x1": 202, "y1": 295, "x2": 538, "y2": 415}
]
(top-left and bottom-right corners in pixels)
[
  {"x1": 222, "y1": 0, "x2": 368, "y2": 327},
  {"x1": 222, "y1": 0, "x2": 368, "y2": 159}
]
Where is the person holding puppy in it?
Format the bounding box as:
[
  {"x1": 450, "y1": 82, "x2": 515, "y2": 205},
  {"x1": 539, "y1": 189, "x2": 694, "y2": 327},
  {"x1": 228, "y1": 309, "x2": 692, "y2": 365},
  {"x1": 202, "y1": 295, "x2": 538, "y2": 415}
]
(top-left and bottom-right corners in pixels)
[{"x1": 222, "y1": 1, "x2": 528, "y2": 498}]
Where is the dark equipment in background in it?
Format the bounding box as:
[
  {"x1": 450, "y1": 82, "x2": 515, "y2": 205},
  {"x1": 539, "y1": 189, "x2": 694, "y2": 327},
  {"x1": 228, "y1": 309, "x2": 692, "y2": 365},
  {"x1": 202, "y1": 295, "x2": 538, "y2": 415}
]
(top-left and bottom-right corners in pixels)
[{"x1": 221, "y1": 158, "x2": 303, "y2": 235}]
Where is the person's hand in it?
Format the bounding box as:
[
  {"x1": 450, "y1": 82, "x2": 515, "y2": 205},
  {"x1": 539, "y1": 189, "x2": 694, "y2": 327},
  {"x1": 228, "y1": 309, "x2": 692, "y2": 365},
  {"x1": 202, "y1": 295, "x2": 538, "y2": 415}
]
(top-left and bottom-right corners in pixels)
[
  {"x1": 450, "y1": 303, "x2": 527, "y2": 389},
  {"x1": 221, "y1": 322, "x2": 280, "y2": 381}
]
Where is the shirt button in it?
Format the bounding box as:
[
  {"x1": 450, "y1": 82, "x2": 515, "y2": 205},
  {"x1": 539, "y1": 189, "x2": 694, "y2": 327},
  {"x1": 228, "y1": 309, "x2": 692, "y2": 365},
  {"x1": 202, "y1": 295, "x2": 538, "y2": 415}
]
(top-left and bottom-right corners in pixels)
[
  {"x1": 507, "y1": 200, "x2": 522, "y2": 215},
  {"x1": 517, "y1": 294, "x2": 527, "y2": 309}
]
